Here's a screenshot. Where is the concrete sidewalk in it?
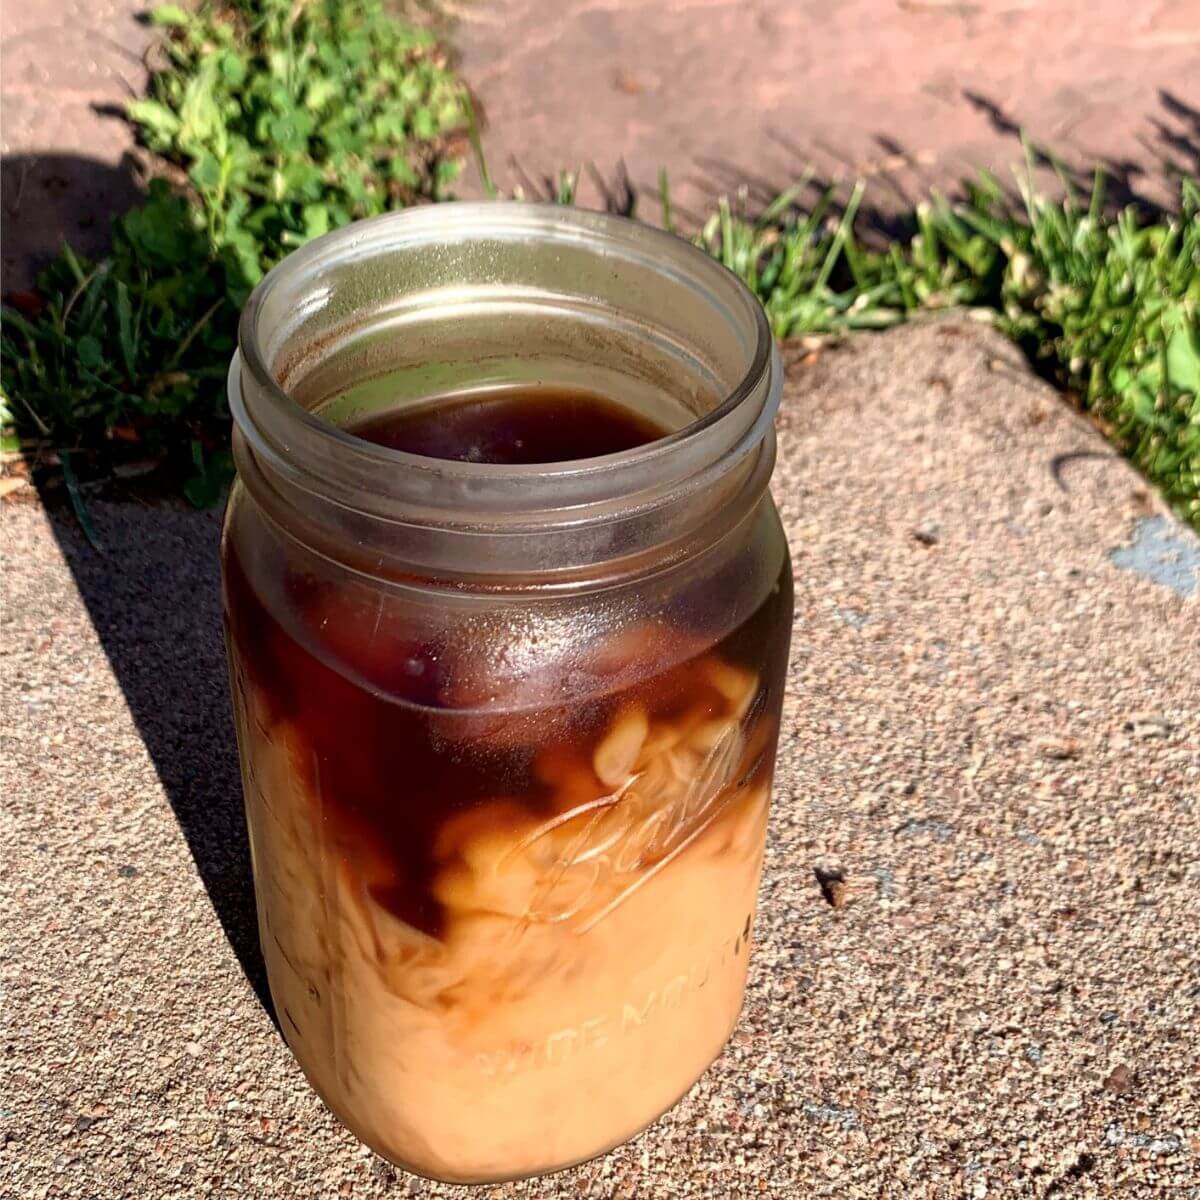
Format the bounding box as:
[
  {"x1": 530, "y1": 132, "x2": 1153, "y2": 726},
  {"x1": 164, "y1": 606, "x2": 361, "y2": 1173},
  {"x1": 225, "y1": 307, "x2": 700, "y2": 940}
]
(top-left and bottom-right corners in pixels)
[
  {"x1": 453, "y1": 0, "x2": 1200, "y2": 217},
  {"x1": 3, "y1": 321, "x2": 1197, "y2": 1199},
  {"x1": 1, "y1": 0, "x2": 152, "y2": 286}
]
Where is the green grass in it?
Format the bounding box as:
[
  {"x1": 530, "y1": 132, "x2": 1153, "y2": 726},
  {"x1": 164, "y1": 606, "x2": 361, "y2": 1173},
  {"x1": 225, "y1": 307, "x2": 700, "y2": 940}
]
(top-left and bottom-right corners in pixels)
[
  {"x1": 2, "y1": 0, "x2": 1198, "y2": 530},
  {"x1": 128, "y1": 0, "x2": 467, "y2": 279},
  {"x1": 3, "y1": 184, "x2": 243, "y2": 511},
  {"x1": 685, "y1": 167, "x2": 1200, "y2": 525},
  {"x1": 1, "y1": 0, "x2": 469, "y2": 510}
]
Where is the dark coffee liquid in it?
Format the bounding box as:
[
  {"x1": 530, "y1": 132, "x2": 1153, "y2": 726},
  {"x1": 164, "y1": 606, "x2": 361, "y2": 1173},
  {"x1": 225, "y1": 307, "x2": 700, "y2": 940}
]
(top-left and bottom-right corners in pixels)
[
  {"x1": 350, "y1": 388, "x2": 668, "y2": 464},
  {"x1": 226, "y1": 387, "x2": 792, "y2": 943}
]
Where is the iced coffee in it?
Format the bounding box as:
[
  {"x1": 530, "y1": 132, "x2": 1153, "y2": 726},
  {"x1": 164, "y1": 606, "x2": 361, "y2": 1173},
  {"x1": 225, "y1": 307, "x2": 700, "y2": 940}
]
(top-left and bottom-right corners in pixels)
[{"x1": 224, "y1": 387, "x2": 792, "y2": 1182}]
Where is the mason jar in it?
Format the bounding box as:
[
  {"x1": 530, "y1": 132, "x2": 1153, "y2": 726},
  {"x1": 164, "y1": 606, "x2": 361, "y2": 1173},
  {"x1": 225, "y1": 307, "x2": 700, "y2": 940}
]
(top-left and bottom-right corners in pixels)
[{"x1": 222, "y1": 203, "x2": 793, "y2": 1183}]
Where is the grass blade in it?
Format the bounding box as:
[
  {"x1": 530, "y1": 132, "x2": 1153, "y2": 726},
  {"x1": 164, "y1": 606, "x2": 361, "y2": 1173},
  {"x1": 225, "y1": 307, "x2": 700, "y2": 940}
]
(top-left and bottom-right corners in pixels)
[
  {"x1": 814, "y1": 181, "x2": 865, "y2": 295},
  {"x1": 659, "y1": 167, "x2": 674, "y2": 234},
  {"x1": 59, "y1": 451, "x2": 103, "y2": 553}
]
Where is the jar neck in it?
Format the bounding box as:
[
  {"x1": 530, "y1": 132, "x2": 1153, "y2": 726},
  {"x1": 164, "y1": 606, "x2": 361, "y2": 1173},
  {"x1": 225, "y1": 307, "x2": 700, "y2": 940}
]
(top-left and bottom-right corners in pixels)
[{"x1": 229, "y1": 203, "x2": 780, "y2": 586}]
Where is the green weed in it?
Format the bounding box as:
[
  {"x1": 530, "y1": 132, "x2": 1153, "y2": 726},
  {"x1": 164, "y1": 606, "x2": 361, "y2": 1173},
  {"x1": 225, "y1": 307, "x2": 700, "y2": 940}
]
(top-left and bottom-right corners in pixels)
[
  {"x1": 692, "y1": 169, "x2": 1200, "y2": 524},
  {"x1": 0, "y1": 0, "x2": 467, "y2": 502},
  {"x1": 2, "y1": 184, "x2": 239, "y2": 497},
  {"x1": 130, "y1": 0, "x2": 468, "y2": 283}
]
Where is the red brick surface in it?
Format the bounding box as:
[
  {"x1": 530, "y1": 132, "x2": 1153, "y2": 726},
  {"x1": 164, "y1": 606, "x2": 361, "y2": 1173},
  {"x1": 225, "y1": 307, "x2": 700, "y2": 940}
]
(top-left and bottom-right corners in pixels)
[
  {"x1": 454, "y1": 0, "x2": 1200, "y2": 215},
  {"x1": 3, "y1": 0, "x2": 1198, "y2": 283}
]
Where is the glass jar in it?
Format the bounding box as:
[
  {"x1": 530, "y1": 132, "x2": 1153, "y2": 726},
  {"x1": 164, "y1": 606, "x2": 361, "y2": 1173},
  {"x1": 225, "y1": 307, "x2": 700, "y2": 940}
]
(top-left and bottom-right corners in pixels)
[{"x1": 222, "y1": 203, "x2": 793, "y2": 1183}]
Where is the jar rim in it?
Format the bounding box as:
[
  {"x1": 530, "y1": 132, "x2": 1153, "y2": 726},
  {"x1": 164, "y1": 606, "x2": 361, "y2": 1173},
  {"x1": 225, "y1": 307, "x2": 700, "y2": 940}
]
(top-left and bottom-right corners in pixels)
[
  {"x1": 235, "y1": 202, "x2": 774, "y2": 490},
  {"x1": 230, "y1": 202, "x2": 781, "y2": 581}
]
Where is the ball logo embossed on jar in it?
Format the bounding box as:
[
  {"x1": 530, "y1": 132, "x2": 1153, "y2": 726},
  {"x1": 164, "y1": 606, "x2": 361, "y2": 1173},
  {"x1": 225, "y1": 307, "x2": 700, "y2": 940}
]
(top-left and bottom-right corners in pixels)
[{"x1": 506, "y1": 673, "x2": 765, "y2": 933}]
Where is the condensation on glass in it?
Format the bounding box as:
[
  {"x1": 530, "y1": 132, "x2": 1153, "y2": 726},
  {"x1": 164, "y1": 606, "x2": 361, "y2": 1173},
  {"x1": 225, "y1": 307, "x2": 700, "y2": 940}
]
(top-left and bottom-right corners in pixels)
[{"x1": 222, "y1": 204, "x2": 793, "y2": 1184}]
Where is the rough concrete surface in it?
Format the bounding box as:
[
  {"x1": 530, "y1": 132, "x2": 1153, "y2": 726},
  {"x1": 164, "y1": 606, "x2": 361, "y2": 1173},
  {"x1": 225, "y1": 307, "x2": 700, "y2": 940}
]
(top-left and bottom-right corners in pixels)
[
  {"x1": 454, "y1": 0, "x2": 1200, "y2": 217},
  {"x1": 1, "y1": 0, "x2": 152, "y2": 287},
  {"x1": 3, "y1": 321, "x2": 1198, "y2": 1198}
]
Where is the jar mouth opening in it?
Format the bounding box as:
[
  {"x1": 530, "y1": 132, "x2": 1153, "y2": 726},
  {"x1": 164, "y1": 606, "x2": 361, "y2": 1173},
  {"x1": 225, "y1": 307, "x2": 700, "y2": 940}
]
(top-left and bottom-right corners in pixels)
[{"x1": 235, "y1": 203, "x2": 774, "y2": 496}]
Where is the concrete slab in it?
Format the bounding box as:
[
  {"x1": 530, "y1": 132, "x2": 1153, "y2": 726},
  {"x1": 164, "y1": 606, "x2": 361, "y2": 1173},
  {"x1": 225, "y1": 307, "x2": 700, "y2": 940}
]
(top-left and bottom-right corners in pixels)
[
  {"x1": 3, "y1": 320, "x2": 1197, "y2": 1198},
  {"x1": 1, "y1": 0, "x2": 152, "y2": 286},
  {"x1": 453, "y1": 0, "x2": 1200, "y2": 217}
]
